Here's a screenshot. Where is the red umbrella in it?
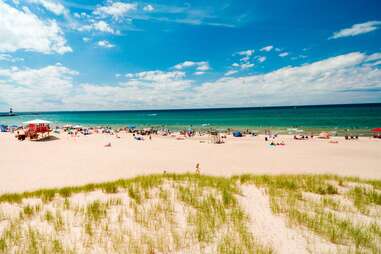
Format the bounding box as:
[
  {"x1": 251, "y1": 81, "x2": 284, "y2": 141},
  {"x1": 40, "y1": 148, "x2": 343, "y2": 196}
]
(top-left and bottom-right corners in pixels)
[{"x1": 371, "y1": 128, "x2": 381, "y2": 132}]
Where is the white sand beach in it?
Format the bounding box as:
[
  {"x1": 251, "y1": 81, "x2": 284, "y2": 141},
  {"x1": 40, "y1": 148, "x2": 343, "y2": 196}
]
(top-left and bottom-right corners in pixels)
[{"x1": 0, "y1": 132, "x2": 380, "y2": 194}]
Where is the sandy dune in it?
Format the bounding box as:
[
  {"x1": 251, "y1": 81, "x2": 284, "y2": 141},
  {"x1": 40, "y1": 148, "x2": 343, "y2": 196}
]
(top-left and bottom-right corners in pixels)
[{"x1": 0, "y1": 132, "x2": 380, "y2": 193}]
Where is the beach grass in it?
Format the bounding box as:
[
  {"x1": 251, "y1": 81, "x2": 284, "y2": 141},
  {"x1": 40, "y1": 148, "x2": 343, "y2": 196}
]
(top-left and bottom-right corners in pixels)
[{"x1": 0, "y1": 174, "x2": 380, "y2": 253}]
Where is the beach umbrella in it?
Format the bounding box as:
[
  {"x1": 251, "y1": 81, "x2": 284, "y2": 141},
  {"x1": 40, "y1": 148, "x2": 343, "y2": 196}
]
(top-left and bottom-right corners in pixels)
[{"x1": 371, "y1": 128, "x2": 381, "y2": 132}]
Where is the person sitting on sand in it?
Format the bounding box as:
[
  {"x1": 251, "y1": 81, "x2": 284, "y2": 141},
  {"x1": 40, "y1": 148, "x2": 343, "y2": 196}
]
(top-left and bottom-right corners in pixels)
[{"x1": 104, "y1": 142, "x2": 111, "y2": 147}]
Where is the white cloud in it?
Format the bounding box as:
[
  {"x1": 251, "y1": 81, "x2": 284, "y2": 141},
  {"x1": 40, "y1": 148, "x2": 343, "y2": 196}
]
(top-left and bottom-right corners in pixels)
[
  {"x1": 143, "y1": 4, "x2": 154, "y2": 12},
  {"x1": 366, "y1": 53, "x2": 381, "y2": 62},
  {"x1": 82, "y1": 37, "x2": 90, "y2": 42},
  {"x1": 0, "y1": 1, "x2": 72, "y2": 54},
  {"x1": 0, "y1": 64, "x2": 78, "y2": 110},
  {"x1": 27, "y1": 0, "x2": 66, "y2": 16},
  {"x1": 174, "y1": 61, "x2": 210, "y2": 71},
  {"x1": 97, "y1": 40, "x2": 115, "y2": 48},
  {"x1": 260, "y1": 45, "x2": 273, "y2": 52},
  {"x1": 330, "y1": 21, "x2": 381, "y2": 39},
  {"x1": 232, "y1": 62, "x2": 254, "y2": 70},
  {"x1": 0, "y1": 54, "x2": 24, "y2": 62},
  {"x1": 257, "y1": 56, "x2": 266, "y2": 63},
  {"x1": 279, "y1": 52, "x2": 289, "y2": 57},
  {"x1": 194, "y1": 71, "x2": 205, "y2": 75},
  {"x1": 93, "y1": 21, "x2": 116, "y2": 33},
  {"x1": 126, "y1": 70, "x2": 185, "y2": 82},
  {"x1": 1, "y1": 52, "x2": 380, "y2": 111},
  {"x1": 64, "y1": 70, "x2": 193, "y2": 110},
  {"x1": 240, "y1": 63, "x2": 254, "y2": 69},
  {"x1": 371, "y1": 60, "x2": 381, "y2": 66},
  {"x1": 94, "y1": 2, "x2": 136, "y2": 20},
  {"x1": 237, "y1": 49, "x2": 254, "y2": 57},
  {"x1": 194, "y1": 52, "x2": 381, "y2": 107},
  {"x1": 79, "y1": 20, "x2": 118, "y2": 34},
  {"x1": 224, "y1": 70, "x2": 238, "y2": 76}
]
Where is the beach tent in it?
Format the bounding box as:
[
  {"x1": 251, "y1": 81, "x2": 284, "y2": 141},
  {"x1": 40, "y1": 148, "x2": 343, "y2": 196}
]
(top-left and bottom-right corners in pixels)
[
  {"x1": 232, "y1": 131, "x2": 242, "y2": 137},
  {"x1": 372, "y1": 128, "x2": 381, "y2": 138},
  {"x1": 23, "y1": 119, "x2": 51, "y2": 139},
  {"x1": 318, "y1": 132, "x2": 330, "y2": 139},
  {"x1": 23, "y1": 119, "x2": 51, "y2": 125}
]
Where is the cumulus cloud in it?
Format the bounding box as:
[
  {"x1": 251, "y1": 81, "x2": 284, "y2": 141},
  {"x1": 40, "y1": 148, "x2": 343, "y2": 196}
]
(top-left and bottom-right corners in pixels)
[
  {"x1": 230, "y1": 49, "x2": 256, "y2": 70},
  {"x1": 237, "y1": 49, "x2": 254, "y2": 57},
  {"x1": 224, "y1": 70, "x2": 238, "y2": 76},
  {"x1": 330, "y1": 21, "x2": 381, "y2": 39},
  {"x1": 232, "y1": 62, "x2": 254, "y2": 70},
  {"x1": 0, "y1": 64, "x2": 78, "y2": 110},
  {"x1": 1, "y1": 52, "x2": 380, "y2": 111},
  {"x1": 97, "y1": 40, "x2": 115, "y2": 48},
  {"x1": 143, "y1": 4, "x2": 154, "y2": 12},
  {"x1": 0, "y1": 54, "x2": 24, "y2": 62},
  {"x1": 174, "y1": 61, "x2": 210, "y2": 72},
  {"x1": 193, "y1": 52, "x2": 381, "y2": 107},
  {"x1": 94, "y1": 2, "x2": 136, "y2": 20},
  {"x1": 65, "y1": 70, "x2": 193, "y2": 110},
  {"x1": 79, "y1": 20, "x2": 118, "y2": 34},
  {"x1": 260, "y1": 45, "x2": 273, "y2": 52},
  {"x1": 279, "y1": 52, "x2": 289, "y2": 57},
  {"x1": 0, "y1": 1, "x2": 72, "y2": 54},
  {"x1": 257, "y1": 56, "x2": 266, "y2": 63},
  {"x1": 27, "y1": 0, "x2": 67, "y2": 16},
  {"x1": 126, "y1": 70, "x2": 185, "y2": 82}
]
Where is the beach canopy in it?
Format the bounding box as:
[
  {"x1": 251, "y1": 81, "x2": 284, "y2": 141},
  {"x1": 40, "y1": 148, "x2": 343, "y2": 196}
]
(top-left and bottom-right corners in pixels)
[
  {"x1": 371, "y1": 128, "x2": 381, "y2": 132},
  {"x1": 23, "y1": 119, "x2": 51, "y2": 125}
]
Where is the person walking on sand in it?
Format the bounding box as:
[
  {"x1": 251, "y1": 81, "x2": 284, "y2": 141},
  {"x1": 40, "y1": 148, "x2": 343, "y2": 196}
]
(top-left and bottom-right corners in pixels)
[{"x1": 195, "y1": 163, "x2": 200, "y2": 175}]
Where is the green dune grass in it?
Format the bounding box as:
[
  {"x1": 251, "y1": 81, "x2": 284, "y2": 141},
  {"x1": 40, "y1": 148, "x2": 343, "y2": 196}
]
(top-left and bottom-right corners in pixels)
[{"x1": 0, "y1": 174, "x2": 380, "y2": 253}]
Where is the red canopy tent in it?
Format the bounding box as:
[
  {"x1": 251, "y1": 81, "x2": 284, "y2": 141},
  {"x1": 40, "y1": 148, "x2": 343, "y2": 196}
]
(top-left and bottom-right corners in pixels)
[
  {"x1": 23, "y1": 119, "x2": 51, "y2": 140},
  {"x1": 371, "y1": 128, "x2": 381, "y2": 139}
]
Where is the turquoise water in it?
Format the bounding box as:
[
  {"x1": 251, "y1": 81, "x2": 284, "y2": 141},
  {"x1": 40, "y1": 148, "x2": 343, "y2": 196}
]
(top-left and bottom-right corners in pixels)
[{"x1": 1, "y1": 104, "x2": 381, "y2": 133}]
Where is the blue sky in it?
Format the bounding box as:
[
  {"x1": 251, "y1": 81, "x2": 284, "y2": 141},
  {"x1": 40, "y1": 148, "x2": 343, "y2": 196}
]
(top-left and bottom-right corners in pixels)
[{"x1": 0, "y1": 0, "x2": 380, "y2": 111}]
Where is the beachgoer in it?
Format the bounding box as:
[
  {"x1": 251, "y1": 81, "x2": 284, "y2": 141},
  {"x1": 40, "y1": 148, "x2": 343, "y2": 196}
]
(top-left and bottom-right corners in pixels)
[{"x1": 195, "y1": 163, "x2": 200, "y2": 175}]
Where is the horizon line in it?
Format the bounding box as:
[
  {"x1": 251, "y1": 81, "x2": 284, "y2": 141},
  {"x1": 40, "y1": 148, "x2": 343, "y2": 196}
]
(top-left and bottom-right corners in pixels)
[{"x1": 1, "y1": 102, "x2": 381, "y2": 114}]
